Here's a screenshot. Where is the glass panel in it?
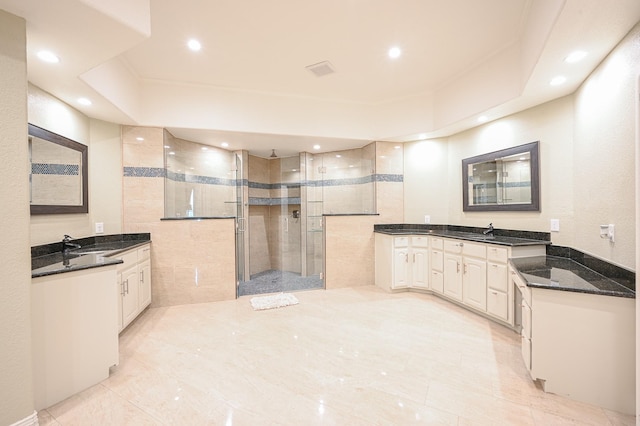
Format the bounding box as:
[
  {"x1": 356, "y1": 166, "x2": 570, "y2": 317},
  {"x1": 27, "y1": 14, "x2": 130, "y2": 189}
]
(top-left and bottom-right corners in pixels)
[{"x1": 163, "y1": 137, "x2": 237, "y2": 218}]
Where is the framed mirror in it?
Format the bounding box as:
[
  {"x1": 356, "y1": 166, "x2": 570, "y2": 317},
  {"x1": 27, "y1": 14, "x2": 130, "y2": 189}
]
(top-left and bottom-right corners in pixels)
[
  {"x1": 462, "y1": 141, "x2": 539, "y2": 212},
  {"x1": 29, "y1": 123, "x2": 88, "y2": 214}
]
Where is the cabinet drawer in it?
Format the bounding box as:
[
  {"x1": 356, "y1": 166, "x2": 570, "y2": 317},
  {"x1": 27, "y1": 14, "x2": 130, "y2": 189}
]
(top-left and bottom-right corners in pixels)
[
  {"x1": 431, "y1": 270, "x2": 444, "y2": 293},
  {"x1": 487, "y1": 246, "x2": 508, "y2": 263},
  {"x1": 462, "y1": 241, "x2": 486, "y2": 258},
  {"x1": 443, "y1": 239, "x2": 464, "y2": 254},
  {"x1": 521, "y1": 301, "x2": 532, "y2": 339},
  {"x1": 512, "y1": 269, "x2": 531, "y2": 306},
  {"x1": 487, "y1": 288, "x2": 508, "y2": 322},
  {"x1": 138, "y1": 244, "x2": 151, "y2": 261},
  {"x1": 431, "y1": 250, "x2": 443, "y2": 271},
  {"x1": 431, "y1": 237, "x2": 444, "y2": 250},
  {"x1": 394, "y1": 237, "x2": 409, "y2": 248},
  {"x1": 115, "y1": 250, "x2": 138, "y2": 272},
  {"x1": 411, "y1": 236, "x2": 429, "y2": 248},
  {"x1": 487, "y1": 262, "x2": 508, "y2": 292}
]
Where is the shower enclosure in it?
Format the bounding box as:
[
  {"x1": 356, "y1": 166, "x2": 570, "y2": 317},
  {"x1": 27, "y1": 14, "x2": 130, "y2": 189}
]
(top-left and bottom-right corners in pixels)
[{"x1": 163, "y1": 131, "x2": 376, "y2": 297}]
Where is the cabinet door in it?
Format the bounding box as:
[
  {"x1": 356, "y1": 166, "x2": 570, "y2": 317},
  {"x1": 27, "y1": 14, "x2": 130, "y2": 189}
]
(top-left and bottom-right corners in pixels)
[
  {"x1": 443, "y1": 253, "x2": 463, "y2": 301},
  {"x1": 431, "y1": 270, "x2": 444, "y2": 294},
  {"x1": 412, "y1": 247, "x2": 429, "y2": 289},
  {"x1": 139, "y1": 259, "x2": 151, "y2": 309},
  {"x1": 121, "y1": 266, "x2": 140, "y2": 329},
  {"x1": 116, "y1": 273, "x2": 124, "y2": 332},
  {"x1": 393, "y1": 248, "x2": 409, "y2": 289},
  {"x1": 462, "y1": 257, "x2": 487, "y2": 311}
]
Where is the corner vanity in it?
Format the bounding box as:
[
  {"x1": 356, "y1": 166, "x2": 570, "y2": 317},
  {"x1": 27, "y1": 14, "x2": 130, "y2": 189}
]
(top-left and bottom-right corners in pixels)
[
  {"x1": 374, "y1": 224, "x2": 635, "y2": 415},
  {"x1": 31, "y1": 234, "x2": 151, "y2": 410},
  {"x1": 374, "y1": 224, "x2": 549, "y2": 329}
]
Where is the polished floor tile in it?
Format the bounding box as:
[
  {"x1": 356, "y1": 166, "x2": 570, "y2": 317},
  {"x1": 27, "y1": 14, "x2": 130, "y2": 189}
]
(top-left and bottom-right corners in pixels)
[{"x1": 38, "y1": 286, "x2": 635, "y2": 425}]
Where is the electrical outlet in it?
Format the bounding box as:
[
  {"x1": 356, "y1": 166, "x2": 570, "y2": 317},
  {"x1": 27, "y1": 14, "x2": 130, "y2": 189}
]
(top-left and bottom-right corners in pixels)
[
  {"x1": 550, "y1": 219, "x2": 560, "y2": 232},
  {"x1": 424, "y1": 215, "x2": 431, "y2": 224},
  {"x1": 95, "y1": 222, "x2": 104, "y2": 234}
]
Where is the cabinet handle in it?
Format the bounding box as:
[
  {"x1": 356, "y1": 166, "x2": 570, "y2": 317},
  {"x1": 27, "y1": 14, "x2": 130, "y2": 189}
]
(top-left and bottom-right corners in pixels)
[
  {"x1": 456, "y1": 262, "x2": 460, "y2": 273},
  {"x1": 405, "y1": 254, "x2": 409, "y2": 263},
  {"x1": 490, "y1": 290, "x2": 498, "y2": 295},
  {"x1": 463, "y1": 263, "x2": 467, "y2": 274},
  {"x1": 413, "y1": 254, "x2": 416, "y2": 263},
  {"x1": 492, "y1": 264, "x2": 498, "y2": 268},
  {"x1": 125, "y1": 279, "x2": 129, "y2": 295},
  {"x1": 121, "y1": 282, "x2": 126, "y2": 296},
  {"x1": 143, "y1": 247, "x2": 150, "y2": 252},
  {"x1": 140, "y1": 270, "x2": 144, "y2": 283}
]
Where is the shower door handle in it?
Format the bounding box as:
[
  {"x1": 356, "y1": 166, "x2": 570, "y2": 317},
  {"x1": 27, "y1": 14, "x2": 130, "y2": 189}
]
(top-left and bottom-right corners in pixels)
[{"x1": 237, "y1": 217, "x2": 246, "y2": 232}]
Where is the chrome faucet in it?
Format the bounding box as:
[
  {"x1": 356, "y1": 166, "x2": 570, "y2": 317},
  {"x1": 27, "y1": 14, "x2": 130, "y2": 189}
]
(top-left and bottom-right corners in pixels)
[
  {"x1": 62, "y1": 235, "x2": 81, "y2": 254},
  {"x1": 483, "y1": 223, "x2": 494, "y2": 235}
]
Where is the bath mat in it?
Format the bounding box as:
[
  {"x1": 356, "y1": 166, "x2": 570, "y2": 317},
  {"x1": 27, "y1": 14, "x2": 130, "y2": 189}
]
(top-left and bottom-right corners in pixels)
[{"x1": 250, "y1": 293, "x2": 299, "y2": 311}]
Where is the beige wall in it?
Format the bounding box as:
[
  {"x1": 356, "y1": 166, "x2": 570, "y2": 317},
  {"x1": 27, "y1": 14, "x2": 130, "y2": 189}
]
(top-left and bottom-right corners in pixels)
[
  {"x1": 0, "y1": 10, "x2": 34, "y2": 425},
  {"x1": 404, "y1": 23, "x2": 639, "y2": 270},
  {"x1": 572, "y1": 22, "x2": 639, "y2": 269},
  {"x1": 29, "y1": 86, "x2": 123, "y2": 245}
]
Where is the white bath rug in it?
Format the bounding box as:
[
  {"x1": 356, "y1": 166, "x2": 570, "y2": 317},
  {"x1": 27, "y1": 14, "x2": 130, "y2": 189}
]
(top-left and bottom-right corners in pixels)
[{"x1": 250, "y1": 293, "x2": 299, "y2": 311}]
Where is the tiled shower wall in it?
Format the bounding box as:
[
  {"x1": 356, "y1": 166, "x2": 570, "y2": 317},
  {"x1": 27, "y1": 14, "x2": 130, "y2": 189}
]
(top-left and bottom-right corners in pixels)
[
  {"x1": 122, "y1": 126, "x2": 236, "y2": 307},
  {"x1": 248, "y1": 155, "x2": 302, "y2": 277}
]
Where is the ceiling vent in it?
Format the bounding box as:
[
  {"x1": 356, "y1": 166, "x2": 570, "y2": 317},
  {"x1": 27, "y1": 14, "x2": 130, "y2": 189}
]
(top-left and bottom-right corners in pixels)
[{"x1": 306, "y1": 61, "x2": 335, "y2": 77}]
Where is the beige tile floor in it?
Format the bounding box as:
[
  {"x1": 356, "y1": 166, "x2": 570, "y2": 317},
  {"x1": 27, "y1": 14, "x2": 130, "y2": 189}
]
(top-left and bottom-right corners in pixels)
[{"x1": 38, "y1": 286, "x2": 635, "y2": 425}]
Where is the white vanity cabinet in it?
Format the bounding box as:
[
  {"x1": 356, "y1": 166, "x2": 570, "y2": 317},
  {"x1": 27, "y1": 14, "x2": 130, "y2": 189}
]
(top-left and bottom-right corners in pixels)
[
  {"x1": 375, "y1": 234, "x2": 429, "y2": 290},
  {"x1": 511, "y1": 265, "x2": 635, "y2": 414},
  {"x1": 111, "y1": 243, "x2": 152, "y2": 332},
  {"x1": 31, "y1": 266, "x2": 119, "y2": 410},
  {"x1": 375, "y1": 231, "x2": 546, "y2": 329}
]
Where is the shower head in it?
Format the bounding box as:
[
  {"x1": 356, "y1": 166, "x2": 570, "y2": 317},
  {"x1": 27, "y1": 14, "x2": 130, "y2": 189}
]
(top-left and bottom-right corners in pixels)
[{"x1": 270, "y1": 149, "x2": 278, "y2": 158}]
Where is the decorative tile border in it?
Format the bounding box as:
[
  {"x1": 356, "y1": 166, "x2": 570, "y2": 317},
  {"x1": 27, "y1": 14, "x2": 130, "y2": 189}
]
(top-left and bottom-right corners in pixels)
[
  {"x1": 32, "y1": 163, "x2": 79, "y2": 176},
  {"x1": 123, "y1": 166, "x2": 165, "y2": 177}
]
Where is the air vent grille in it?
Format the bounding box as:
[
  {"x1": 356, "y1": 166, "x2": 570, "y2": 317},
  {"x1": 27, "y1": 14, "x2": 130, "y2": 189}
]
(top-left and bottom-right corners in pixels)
[{"x1": 306, "y1": 61, "x2": 335, "y2": 77}]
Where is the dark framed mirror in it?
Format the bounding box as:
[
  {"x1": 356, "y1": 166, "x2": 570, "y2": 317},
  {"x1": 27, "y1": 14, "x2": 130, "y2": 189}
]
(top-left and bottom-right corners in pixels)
[
  {"x1": 29, "y1": 123, "x2": 88, "y2": 214},
  {"x1": 462, "y1": 141, "x2": 539, "y2": 212}
]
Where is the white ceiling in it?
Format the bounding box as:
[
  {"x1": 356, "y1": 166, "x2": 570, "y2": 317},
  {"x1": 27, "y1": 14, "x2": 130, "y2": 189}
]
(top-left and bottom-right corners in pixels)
[{"x1": 2, "y1": 0, "x2": 640, "y2": 157}]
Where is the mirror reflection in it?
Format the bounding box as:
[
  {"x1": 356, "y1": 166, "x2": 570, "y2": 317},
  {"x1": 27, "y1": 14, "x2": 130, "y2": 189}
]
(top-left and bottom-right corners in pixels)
[
  {"x1": 29, "y1": 124, "x2": 88, "y2": 215},
  {"x1": 462, "y1": 141, "x2": 539, "y2": 212}
]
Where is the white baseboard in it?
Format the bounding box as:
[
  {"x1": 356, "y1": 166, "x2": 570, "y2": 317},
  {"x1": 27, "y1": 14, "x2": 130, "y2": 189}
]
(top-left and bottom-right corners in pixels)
[{"x1": 9, "y1": 411, "x2": 38, "y2": 426}]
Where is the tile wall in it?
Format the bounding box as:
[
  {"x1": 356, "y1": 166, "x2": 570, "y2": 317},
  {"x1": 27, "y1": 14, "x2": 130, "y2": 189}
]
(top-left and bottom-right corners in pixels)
[{"x1": 122, "y1": 126, "x2": 237, "y2": 307}]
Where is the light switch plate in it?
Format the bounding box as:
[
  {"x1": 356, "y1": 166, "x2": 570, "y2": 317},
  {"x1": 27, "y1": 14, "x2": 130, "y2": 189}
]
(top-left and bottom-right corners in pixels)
[
  {"x1": 550, "y1": 219, "x2": 560, "y2": 232},
  {"x1": 95, "y1": 222, "x2": 104, "y2": 234},
  {"x1": 424, "y1": 215, "x2": 431, "y2": 224}
]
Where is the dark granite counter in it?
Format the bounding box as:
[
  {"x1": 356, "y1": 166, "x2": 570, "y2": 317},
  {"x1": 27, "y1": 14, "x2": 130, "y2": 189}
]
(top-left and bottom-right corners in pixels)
[
  {"x1": 374, "y1": 224, "x2": 551, "y2": 247},
  {"x1": 31, "y1": 233, "x2": 151, "y2": 278},
  {"x1": 510, "y1": 255, "x2": 635, "y2": 299}
]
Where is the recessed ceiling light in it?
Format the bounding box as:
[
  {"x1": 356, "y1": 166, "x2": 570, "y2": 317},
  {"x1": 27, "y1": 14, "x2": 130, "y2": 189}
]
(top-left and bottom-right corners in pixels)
[
  {"x1": 37, "y1": 50, "x2": 60, "y2": 63},
  {"x1": 388, "y1": 46, "x2": 402, "y2": 59},
  {"x1": 187, "y1": 39, "x2": 202, "y2": 51},
  {"x1": 336, "y1": 154, "x2": 342, "y2": 158},
  {"x1": 394, "y1": 145, "x2": 401, "y2": 149},
  {"x1": 313, "y1": 145, "x2": 321, "y2": 150},
  {"x1": 550, "y1": 75, "x2": 567, "y2": 86},
  {"x1": 77, "y1": 98, "x2": 92, "y2": 106},
  {"x1": 221, "y1": 142, "x2": 229, "y2": 148},
  {"x1": 477, "y1": 115, "x2": 488, "y2": 123},
  {"x1": 169, "y1": 151, "x2": 176, "y2": 155},
  {"x1": 201, "y1": 147, "x2": 208, "y2": 151},
  {"x1": 164, "y1": 145, "x2": 171, "y2": 149},
  {"x1": 136, "y1": 137, "x2": 144, "y2": 141},
  {"x1": 565, "y1": 50, "x2": 587, "y2": 64}
]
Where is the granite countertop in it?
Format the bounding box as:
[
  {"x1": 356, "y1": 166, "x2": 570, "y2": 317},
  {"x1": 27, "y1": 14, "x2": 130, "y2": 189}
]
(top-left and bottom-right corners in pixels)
[
  {"x1": 31, "y1": 233, "x2": 151, "y2": 278},
  {"x1": 374, "y1": 224, "x2": 551, "y2": 247},
  {"x1": 510, "y1": 255, "x2": 635, "y2": 299}
]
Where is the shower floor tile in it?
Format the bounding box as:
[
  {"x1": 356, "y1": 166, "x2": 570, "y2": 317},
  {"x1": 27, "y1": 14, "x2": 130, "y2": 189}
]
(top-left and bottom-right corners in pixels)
[{"x1": 237, "y1": 269, "x2": 324, "y2": 296}]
